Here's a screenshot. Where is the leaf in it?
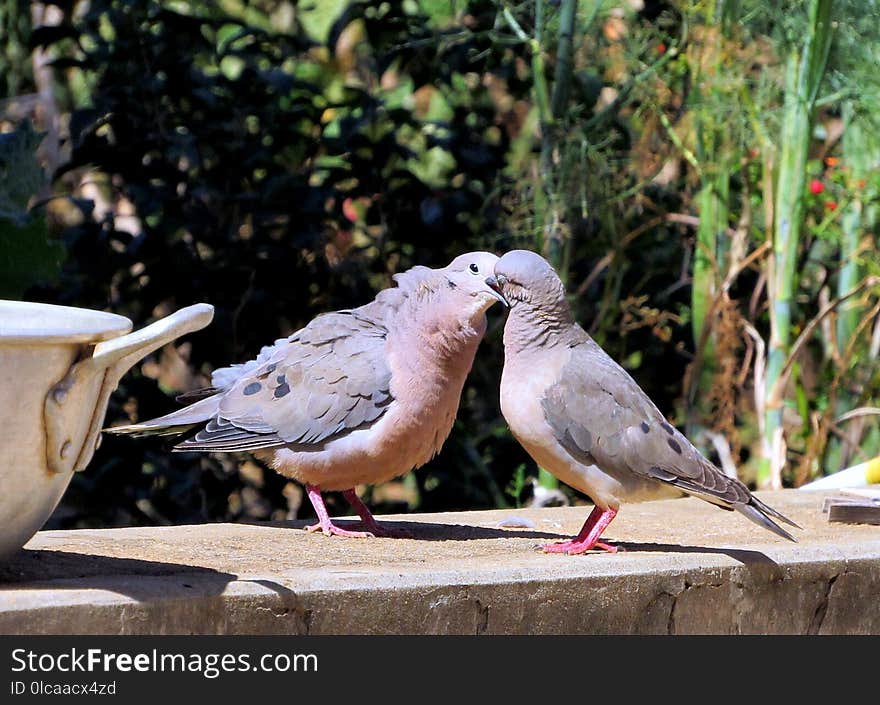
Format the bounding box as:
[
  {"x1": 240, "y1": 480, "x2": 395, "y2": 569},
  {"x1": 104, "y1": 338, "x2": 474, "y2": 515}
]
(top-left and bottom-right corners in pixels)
[
  {"x1": 0, "y1": 215, "x2": 65, "y2": 298},
  {"x1": 418, "y1": 0, "x2": 458, "y2": 27}
]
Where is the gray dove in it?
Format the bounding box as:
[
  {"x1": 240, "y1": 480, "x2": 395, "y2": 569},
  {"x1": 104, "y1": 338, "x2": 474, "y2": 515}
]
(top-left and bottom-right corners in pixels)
[
  {"x1": 108, "y1": 253, "x2": 507, "y2": 538},
  {"x1": 487, "y1": 249, "x2": 798, "y2": 554}
]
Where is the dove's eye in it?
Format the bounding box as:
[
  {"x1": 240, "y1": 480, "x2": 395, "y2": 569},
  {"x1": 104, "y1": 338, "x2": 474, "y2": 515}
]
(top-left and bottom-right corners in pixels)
[{"x1": 469, "y1": 263, "x2": 479, "y2": 274}]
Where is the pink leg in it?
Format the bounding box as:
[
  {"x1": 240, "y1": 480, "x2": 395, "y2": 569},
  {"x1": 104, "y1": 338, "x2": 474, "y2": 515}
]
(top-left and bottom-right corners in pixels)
[
  {"x1": 543, "y1": 506, "x2": 619, "y2": 555},
  {"x1": 343, "y1": 489, "x2": 413, "y2": 538},
  {"x1": 304, "y1": 485, "x2": 374, "y2": 538}
]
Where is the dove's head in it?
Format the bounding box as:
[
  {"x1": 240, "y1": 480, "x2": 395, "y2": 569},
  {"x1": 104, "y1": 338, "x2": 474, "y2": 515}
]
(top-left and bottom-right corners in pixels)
[
  {"x1": 442, "y1": 251, "x2": 509, "y2": 313},
  {"x1": 489, "y1": 249, "x2": 567, "y2": 310},
  {"x1": 489, "y1": 250, "x2": 574, "y2": 353}
]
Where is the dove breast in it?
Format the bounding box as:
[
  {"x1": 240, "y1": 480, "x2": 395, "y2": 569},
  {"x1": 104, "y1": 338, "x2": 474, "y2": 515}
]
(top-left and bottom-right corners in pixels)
[{"x1": 500, "y1": 345, "x2": 620, "y2": 504}]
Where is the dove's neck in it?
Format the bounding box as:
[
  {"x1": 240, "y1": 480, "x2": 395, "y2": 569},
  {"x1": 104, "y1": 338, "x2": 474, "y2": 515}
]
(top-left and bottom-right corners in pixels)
[
  {"x1": 411, "y1": 301, "x2": 488, "y2": 365},
  {"x1": 385, "y1": 287, "x2": 488, "y2": 384},
  {"x1": 503, "y1": 302, "x2": 582, "y2": 356},
  {"x1": 376, "y1": 270, "x2": 489, "y2": 363}
]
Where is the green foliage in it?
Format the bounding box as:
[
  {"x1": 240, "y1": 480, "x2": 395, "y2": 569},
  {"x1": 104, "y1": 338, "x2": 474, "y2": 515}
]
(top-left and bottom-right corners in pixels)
[
  {"x1": 0, "y1": 120, "x2": 63, "y2": 297},
  {"x1": 505, "y1": 463, "x2": 528, "y2": 508},
  {"x1": 0, "y1": 0, "x2": 33, "y2": 98},
  {"x1": 8, "y1": 0, "x2": 877, "y2": 528}
]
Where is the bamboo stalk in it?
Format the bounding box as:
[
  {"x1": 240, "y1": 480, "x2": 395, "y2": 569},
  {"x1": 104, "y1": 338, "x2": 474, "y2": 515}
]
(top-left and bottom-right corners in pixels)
[
  {"x1": 837, "y1": 112, "x2": 877, "y2": 356},
  {"x1": 692, "y1": 184, "x2": 717, "y2": 349},
  {"x1": 691, "y1": 163, "x2": 730, "y2": 361},
  {"x1": 549, "y1": 0, "x2": 576, "y2": 118},
  {"x1": 687, "y1": 3, "x2": 732, "y2": 434},
  {"x1": 837, "y1": 201, "x2": 862, "y2": 353},
  {"x1": 762, "y1": 0, "x2": 834, "y2": 488}
]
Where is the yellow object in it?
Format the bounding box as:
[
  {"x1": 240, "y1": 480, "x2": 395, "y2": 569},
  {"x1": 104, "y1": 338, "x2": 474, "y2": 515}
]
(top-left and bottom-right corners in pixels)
[
  {"x1": 800, "y1": 455, "x2": 880, "y2": 490},
  {"x1": 867, "y1": 457, "x2": 880, "y2": 485}
]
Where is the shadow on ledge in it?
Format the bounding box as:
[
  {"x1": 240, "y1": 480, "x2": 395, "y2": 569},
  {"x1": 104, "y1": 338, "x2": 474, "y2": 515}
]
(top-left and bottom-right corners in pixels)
[
  {"x1": 249, "y1": 519, "x2": 563, "y2": 542},
  {"x1": 608, "y1": 540, "x2": 781, "y2": 571},
  {"x1": 253, "y1": 519, "x2": 783, "y2": 567},
  {"x1": 0, "y1": 550, "x2": 236, "y2": 601}
]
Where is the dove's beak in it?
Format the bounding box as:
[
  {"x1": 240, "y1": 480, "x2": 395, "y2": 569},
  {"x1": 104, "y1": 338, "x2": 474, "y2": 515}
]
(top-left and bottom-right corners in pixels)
[{"x1": 485, "y1": 275, "x2": 509, "y2": 308}]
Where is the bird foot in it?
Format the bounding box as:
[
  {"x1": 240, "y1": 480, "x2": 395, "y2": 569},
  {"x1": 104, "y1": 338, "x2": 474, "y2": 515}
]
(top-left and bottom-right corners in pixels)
[
  {"x1": 541, "y1": 539, "x2": 618, "y2": 555},
  {"x1": 341, "y1": 489, "x2": 413, "y2": 538},
  {"x1": 305, "y1": 522, "x2": 375, "y2": 539}
]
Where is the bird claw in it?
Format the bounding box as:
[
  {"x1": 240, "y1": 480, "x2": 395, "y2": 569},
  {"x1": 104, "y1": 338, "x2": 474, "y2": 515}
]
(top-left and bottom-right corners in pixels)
[
  {"x1": 540, "y1": 539, "x2": 619, "y2": 555},
  {"x1": 305, "y1": 522, "x2": 375, "y2": 539}
]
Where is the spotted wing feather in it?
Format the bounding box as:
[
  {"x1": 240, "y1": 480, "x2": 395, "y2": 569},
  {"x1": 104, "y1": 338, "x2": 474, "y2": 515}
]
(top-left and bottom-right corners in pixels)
[{"x1": 174, "y1": 310, "x2": 393, "y2": 452}]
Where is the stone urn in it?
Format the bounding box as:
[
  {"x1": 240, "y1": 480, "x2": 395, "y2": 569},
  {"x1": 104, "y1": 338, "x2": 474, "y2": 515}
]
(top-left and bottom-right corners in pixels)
[{"x1": 0, "y1": 301, "x2": 214, "y2": 558}]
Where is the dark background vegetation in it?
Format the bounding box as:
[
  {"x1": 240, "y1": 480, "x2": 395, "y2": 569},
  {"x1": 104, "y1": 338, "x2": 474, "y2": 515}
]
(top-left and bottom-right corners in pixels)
[{"x1": 2, "y1": 0, "x2": 878, "y2": 529}]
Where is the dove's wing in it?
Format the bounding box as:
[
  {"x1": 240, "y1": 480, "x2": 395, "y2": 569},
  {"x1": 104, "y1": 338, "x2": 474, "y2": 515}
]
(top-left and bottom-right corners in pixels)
[
  {"x1": 540, "y1": 336, "x2": 798, "y2": 539},
  {"x1": 174, "y1": 310, "x2": 393, "y2": 452}
]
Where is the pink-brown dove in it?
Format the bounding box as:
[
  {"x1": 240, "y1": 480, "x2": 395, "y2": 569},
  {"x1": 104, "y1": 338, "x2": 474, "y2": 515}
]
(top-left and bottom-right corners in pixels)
[
  {"x1": 108, "y1": 253, "x2": 507, "y2": 538},
  {"x1": 487, "y1": 249, "x2": 798, "y2": 554}
]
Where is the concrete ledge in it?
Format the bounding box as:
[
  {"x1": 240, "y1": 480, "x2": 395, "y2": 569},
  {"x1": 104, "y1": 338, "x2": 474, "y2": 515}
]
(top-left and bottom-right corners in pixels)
[{"x1": 1, "y1": 490, "x2": 879, "y2": 634}]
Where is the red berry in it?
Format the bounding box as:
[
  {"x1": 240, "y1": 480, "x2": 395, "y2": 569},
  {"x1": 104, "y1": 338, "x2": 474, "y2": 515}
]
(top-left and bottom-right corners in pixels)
[
  {"x1": 809, "y1": 179, "x2": 825, "y2": 195},
  {"x1": 342, "y1": 197, "x2": 359, "y2": 223},
  {"x1": 824, "y1": 200, "x2": 838, "y2": 211},
  {"x1": 657, "y1": 43, "x2": 667, "y2": 54}
]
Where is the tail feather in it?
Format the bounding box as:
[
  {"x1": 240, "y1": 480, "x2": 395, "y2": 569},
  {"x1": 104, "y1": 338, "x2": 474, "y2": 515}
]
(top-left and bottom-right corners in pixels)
[
  {"x1": 104, "y1": 395, "x2": 220, "y2": 438},
  {"x1": 735, "y1": 501, "x2": 798, "y2": 542},
  {"x1": 750, "y1": 494, "x2": 802, "y2": 529}
]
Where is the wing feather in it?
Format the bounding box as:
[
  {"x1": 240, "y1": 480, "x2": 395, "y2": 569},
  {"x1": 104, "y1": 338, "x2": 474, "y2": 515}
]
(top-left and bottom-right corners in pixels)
[{"x1": 174, "y1": 310, "x2": 394, "y2": 452}]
